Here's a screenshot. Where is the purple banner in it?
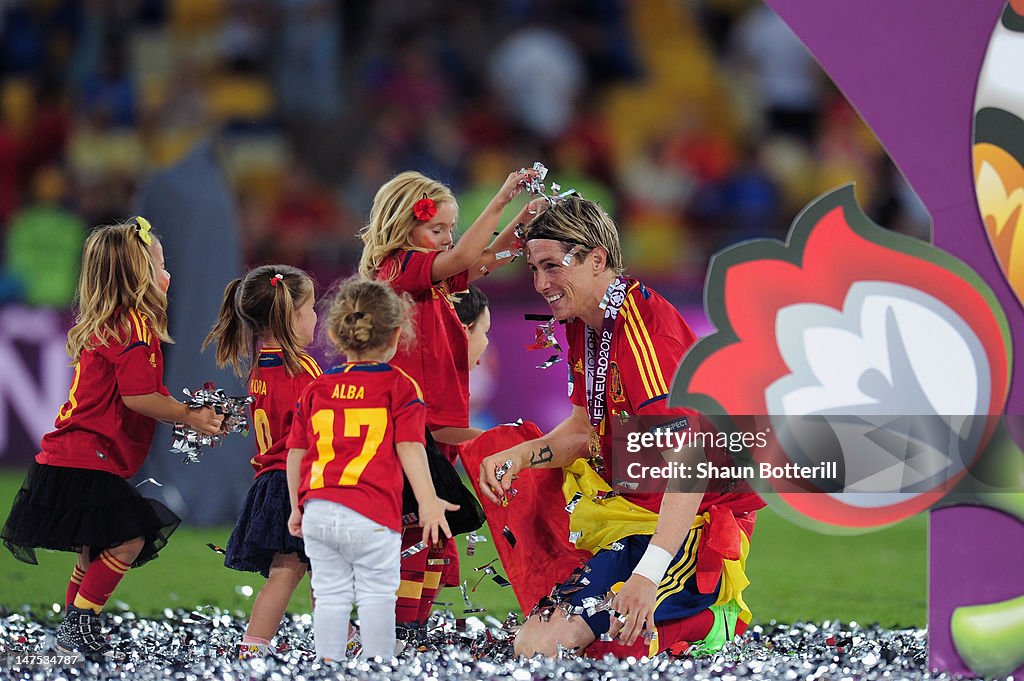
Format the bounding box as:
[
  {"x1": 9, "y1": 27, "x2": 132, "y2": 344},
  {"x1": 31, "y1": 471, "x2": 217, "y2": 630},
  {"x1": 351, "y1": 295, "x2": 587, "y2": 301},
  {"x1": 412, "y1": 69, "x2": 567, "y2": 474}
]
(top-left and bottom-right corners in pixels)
[
  {"x1": 929, "y1": 506, "x2": 1024, "y2": 675},
  {"x1": 765, "y1": 1, "x2": 1022, "y2": 675},
  {"x1": 0, "y1": 305, "x2": 74, "y2": 467}
]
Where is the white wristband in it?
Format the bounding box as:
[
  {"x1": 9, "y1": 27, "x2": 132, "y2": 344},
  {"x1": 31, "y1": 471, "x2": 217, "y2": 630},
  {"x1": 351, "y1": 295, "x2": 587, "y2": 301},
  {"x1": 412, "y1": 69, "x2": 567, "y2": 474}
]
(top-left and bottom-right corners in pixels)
[{"x1": 632, "y1": 544, "x2": 674, "y2": 584}]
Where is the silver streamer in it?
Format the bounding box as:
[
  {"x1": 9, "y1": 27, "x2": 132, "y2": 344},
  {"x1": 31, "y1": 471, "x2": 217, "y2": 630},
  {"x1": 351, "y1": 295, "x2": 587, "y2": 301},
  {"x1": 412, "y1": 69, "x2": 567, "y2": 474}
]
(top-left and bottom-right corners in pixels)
[
  {"x1": 536, "y1": 354, "x2": 563, "y2": 370},
  {"x1": 170, "y1": 385, "x2": 254, "y2": 463},
  {"x1": 465, "y1": 532, "x2": 487, "y2": 557},
  {"x1": 400, "y1": 541, "x2": 427, "y2": 559},
  {"x1": 494, "y1": 460, "x2": 514, "y2": 483}
]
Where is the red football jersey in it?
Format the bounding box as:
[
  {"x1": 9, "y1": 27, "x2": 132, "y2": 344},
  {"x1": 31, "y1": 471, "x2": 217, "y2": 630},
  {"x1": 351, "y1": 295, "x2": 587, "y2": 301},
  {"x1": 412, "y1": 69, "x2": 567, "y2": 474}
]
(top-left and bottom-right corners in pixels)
[
  {"x1": 378, "y1": 249, "x2": 469, "y2": 429},
  {"x1": 566, "y1": 280, "x2": 763, "y2": 515},
  {"x1": 287, "y1": 361, "x2": 427, "y2": 531},
  {"x1": 38, "y1": 309, "x2": 170, "y2": 478},
  {"x1": 248, "y1": 346, "x2": 322, "y2": 478}
]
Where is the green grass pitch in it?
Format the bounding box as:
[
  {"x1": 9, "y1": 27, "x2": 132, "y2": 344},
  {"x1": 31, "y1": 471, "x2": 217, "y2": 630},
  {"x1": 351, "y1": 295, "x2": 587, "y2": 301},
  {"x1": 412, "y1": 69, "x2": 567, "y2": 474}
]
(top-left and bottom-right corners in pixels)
[{"x1": 0, "y1": 470, "x2": 926, "y2": 627}]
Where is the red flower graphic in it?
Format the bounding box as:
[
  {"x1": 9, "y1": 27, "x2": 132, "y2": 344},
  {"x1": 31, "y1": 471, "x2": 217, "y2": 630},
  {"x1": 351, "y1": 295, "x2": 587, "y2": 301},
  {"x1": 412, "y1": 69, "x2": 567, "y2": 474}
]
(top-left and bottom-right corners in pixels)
[{"x1": 671, "y1": 186, "x2": 1012, "y2": 531}]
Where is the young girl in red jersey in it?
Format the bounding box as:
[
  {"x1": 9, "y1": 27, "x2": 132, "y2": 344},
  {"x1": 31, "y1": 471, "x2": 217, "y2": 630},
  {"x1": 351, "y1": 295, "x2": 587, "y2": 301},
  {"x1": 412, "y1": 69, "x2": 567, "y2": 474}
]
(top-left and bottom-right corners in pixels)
[
  {"x1": 202, "y1": 264, "x2": 321, "y2": 660},
  {"x1": 423, "y1": 284, "x2": 493, "y2": 616},
  {"x1": 1, "y1": 219, "x2": 223, "y2": 660},
  {"x1": 358, "y1": 169, "x2": 538, "y2": 626},
  {"x1": 454, "y1": 284, "x2": 491, "y2": 371},
  {"x1": 357, "y1": 170, "x2": 536, "y2": 442},
  {"x1": 286, "y1": 277, "x2": 457, "y2": 661}
]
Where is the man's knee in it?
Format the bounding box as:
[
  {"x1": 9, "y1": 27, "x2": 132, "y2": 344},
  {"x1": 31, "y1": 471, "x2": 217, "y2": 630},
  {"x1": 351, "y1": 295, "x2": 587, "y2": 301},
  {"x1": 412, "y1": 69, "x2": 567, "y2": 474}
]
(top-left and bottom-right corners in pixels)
[{"x1": 514, "y1": 611, "x2": 595, "y2": 658}]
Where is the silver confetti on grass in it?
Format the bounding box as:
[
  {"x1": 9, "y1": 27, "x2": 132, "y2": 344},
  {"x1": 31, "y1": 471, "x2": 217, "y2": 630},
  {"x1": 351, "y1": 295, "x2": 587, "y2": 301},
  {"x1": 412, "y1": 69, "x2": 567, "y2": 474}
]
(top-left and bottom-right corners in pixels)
[{"x1": 0, "y1": 607, "x2": 951, "y2": 680}]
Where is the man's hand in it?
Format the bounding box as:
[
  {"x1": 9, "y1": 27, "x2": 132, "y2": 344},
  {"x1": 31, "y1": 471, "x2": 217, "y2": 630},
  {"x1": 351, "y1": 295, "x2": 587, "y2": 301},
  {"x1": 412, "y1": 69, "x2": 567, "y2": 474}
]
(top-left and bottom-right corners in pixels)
[
  {"x1": 608, "y1": 573, "x2": 658, "y2": 646},
  {"x1": 478, "y1": 447, "x2": 525, "y2": 504}
]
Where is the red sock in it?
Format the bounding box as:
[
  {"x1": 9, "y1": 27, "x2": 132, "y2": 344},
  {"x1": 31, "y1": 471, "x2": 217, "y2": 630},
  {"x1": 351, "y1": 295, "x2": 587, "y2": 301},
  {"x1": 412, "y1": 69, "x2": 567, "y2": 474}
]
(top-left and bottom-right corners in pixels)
[
  {"x1": 439, "y1": 538, "x2": 460, "y2": 587},
  {"x1": 74, "y1": 550, "x2": 129, "y2": 613},
  {"x1": 396, "y1": 526, "x2": 426, "y2": 624},
  {"x1": 65, "y1": 565, "x2": 86, "y2": 608},
  {"x1": 651, "y1": 608, "x2": 716, "y2": 656},
  {"x1": 416, "y1": 539, "x2": 448, "y2": 623}
]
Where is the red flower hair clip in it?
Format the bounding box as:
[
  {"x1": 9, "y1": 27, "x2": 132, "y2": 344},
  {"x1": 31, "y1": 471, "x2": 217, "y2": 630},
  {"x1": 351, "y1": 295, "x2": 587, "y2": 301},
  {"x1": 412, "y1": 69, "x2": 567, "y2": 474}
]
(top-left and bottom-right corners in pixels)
[{"x1": 413, "y1": 194, "x2": 438, "y2": 222}]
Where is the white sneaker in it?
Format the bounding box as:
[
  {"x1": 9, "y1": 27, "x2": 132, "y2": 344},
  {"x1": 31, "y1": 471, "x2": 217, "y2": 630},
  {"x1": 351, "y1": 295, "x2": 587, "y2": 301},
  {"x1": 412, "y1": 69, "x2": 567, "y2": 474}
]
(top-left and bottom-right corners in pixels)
[{"x1": 237, "y1": 641, "x2": 272, "y2": 660}]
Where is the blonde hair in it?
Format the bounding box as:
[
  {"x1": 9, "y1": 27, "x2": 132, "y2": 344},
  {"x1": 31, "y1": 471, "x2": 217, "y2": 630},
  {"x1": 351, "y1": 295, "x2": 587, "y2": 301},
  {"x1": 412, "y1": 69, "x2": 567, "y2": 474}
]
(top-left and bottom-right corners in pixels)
[
  {"x1": 66, "y1": 221, "x2": 171, "y2": 361},
  {"x1": 357, "y1": 171, "x2": 458, "y2": 279},
  {"x1": 323, "y1": 276, "x2": 414, "y2": 357},
  {"x1": 524, "y1": 195, "x2": 625, "y2": 274},
  {"x1": 202, "y1": 265, "x2": 314, "y2": 377}
]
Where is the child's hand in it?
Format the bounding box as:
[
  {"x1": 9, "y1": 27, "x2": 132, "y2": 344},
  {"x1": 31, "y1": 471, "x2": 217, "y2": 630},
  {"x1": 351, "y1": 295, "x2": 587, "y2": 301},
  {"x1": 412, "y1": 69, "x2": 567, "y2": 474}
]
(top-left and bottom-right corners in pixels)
[
  {"x1": 493, "y1": 168, "x2": 540, "y2": 208},
  {"x1": 418, "y1": 496, "x2": 460, "y2": 546},
  {"x1": 515, "y1": 197, "x2": 549, "y2": 224},
  {"x1": 186, "y1": 406, "x2": 224, "y2": 436},
  {"x1": 288, "y1": 507, "x2": 303, "y2": 538}
]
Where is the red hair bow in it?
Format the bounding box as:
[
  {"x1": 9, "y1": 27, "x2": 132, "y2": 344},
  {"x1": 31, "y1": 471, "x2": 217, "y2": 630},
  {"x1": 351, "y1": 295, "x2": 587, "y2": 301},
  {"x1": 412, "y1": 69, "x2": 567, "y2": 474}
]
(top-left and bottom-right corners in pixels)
[{"x1": 413, "y1": 195, "x2": 438, "y2": 222}]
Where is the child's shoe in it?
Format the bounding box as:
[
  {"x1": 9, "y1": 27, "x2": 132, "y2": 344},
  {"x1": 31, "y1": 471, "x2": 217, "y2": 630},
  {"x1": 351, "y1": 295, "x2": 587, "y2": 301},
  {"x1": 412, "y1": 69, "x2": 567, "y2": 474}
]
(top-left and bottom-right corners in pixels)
[
  {"x1": 237, "y1": 641, "x2": 272, "y2": 660},
  {"x1": 54, "y1": 606, "x2": 116, "y2": 661}
]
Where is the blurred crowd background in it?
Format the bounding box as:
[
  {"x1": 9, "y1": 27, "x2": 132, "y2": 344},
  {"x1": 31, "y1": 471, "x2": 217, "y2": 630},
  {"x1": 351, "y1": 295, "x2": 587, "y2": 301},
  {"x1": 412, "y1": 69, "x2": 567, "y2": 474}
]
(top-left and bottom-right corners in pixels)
[{"x1": 0, "y1": 0, "x2": 931, "y2": 312}]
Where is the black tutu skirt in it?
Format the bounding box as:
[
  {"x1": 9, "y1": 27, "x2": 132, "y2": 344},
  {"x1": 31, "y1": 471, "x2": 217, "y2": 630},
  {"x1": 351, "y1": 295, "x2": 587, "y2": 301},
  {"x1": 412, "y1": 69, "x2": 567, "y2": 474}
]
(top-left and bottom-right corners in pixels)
[
  {"x1": 224, "y1": 470, "x2": 308, "y2": 578},
  {"x1": 402, "y1": 430, "x2": 485, "y2": 536},
  {"x1": 2, "y1": 462, "x2": 180, "y2": 567}
]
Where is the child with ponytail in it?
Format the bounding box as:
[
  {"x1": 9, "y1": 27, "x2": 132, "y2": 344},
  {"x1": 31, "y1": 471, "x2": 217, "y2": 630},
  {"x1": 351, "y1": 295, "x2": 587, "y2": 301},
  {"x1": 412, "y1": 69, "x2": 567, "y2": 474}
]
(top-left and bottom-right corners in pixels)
[{"x1": 203, "y1": 264, "x2": 321, "y2": 659}]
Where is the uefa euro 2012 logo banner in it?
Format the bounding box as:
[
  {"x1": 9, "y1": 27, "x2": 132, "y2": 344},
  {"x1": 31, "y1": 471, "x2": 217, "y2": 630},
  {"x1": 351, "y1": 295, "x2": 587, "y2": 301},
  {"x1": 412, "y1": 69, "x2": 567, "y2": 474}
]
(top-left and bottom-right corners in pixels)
[{"x1": 653, "y1": 2, "x2": 1024, "y2": 676}]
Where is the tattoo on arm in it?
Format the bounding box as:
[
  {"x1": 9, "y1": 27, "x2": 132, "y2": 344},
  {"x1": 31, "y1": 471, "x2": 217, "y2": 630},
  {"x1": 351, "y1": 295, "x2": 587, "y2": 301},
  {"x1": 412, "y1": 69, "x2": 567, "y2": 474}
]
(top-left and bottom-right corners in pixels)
[{"x1": 529, "y1": 445, "x2": 553, "y2": 467}]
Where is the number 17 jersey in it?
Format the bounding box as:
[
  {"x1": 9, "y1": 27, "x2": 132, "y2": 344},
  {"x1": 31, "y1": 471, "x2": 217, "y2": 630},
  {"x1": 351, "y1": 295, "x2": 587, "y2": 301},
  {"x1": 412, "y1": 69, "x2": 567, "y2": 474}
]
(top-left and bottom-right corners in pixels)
[{"x1": 286, "y1": 361, "x2": 426, "y2": 532}]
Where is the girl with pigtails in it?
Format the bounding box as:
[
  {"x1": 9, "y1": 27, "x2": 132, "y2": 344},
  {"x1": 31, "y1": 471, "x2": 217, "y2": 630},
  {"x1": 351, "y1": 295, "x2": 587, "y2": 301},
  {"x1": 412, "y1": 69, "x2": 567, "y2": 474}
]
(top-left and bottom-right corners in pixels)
[{"x1": 202, "y1": 264, "x2": 321, "y2": 660}]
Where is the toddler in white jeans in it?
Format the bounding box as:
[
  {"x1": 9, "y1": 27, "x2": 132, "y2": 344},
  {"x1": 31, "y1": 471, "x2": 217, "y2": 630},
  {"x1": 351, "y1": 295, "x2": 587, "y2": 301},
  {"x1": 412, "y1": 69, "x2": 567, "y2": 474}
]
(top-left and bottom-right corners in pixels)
[{"x1": 286, "y1": 278, "x2": 456, "y2": 660}]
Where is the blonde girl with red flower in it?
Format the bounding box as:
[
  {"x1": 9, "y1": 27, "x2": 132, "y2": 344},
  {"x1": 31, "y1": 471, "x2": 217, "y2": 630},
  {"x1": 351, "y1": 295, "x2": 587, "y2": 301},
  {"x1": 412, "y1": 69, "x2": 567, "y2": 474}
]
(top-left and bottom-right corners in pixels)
[{"x1": 357, "y1": 169, "x2": 540, "y2": 630}]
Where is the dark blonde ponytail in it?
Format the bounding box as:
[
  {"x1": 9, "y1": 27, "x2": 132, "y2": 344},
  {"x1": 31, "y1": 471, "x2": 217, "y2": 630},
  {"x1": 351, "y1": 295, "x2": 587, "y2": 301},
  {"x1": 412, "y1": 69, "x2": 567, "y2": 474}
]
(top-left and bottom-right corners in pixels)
[
  {"x1": 203, "y1": 265, "x2": 314, "y2": 377},
  {"x1": 203, "y1": 278, "x2": 250, "y2": 376}
]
